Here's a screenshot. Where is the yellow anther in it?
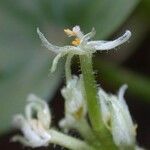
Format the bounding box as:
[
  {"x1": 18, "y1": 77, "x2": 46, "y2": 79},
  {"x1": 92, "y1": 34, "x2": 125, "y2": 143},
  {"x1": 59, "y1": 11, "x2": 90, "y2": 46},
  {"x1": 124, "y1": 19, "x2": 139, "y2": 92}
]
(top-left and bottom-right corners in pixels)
[
  {"x1": 64, "y1": 28, "x2": 80, "y2": 46},
  {"x1": 72, "y1": 38, "x2": 80, "y2": 46},
  {"x1": 64, "y1": 28, "x2": 76, "y2": 36},
  {"x1": 73, "y1": 106, "x2": 83, "y2": 120}
]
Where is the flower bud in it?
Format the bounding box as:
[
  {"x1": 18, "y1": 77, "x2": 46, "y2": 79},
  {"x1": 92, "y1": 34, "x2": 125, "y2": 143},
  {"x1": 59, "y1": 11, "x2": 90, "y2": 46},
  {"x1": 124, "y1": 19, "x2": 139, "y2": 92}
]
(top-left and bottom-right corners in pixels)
[
  {"x1": 59, "y1": 76, "x2": 87, "y2": 129},
  {"x1": 110, "y1": 85, "x2": 136, "y2": 148}
]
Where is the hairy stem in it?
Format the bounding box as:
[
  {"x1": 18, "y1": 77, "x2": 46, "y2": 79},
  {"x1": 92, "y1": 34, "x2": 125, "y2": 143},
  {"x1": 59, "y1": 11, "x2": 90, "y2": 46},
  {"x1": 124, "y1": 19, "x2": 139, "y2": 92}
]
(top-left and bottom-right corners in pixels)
[
  {"x1": 79, "y1": 54, "x2": 103, "y2": 132},
  {"x1": 79, "y1": 54, "x2": 117, "y2": 150}
]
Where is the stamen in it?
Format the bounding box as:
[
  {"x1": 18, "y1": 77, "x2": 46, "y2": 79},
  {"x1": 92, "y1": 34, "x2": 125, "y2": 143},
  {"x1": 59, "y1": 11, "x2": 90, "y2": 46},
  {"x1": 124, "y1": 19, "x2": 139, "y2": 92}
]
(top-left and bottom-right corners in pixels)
[
  {"x1": 72, "y1": 38, "x2": 80, "y2": 46},
  {"x1": 73, "y1": 106, "x2": 83, "y2": 120},
  {"x1": 64, "y1": 29, "x2": 76, "y2": 37}
]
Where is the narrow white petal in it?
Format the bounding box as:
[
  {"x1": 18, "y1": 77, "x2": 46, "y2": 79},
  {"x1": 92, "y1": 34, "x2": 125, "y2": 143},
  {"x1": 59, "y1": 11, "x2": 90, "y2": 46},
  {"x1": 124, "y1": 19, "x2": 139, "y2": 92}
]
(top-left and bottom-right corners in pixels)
[
  {"x1": 98, "y1": 88, "x2": 111, "y2": 128},
  {"x1": 13, "y1": 115, "x2": 42, "y2": 146},
  {"x1": 80, "y1": 28, "x2": 96, "y2": 45},
  {"x1": 110, "y1": 97, "x2": 135, "y2": 147},
  {"x1": 72, "y1": 25, "x2": 84, "y2": 39},
  {"x1": 12, "y1": 135, "x2": 49, "y2": 148},
  {"x1": 87, "y1": 30, "x2": 131, "y2": 50},
  {"x1": 37, "y1": 28, "x2": 61, "y2": 53},
  {"x1": 11, "y1": 135, "x2": 32, "y2": 147},
  {"x1": 27, "y1": 94, "x2": 50, "y2": 118},
  {"x1": 51, "y1": 52, "x2": 68, "y2": 73},
  {"x1": 117, "y1": 85, "x2": 135, "y2": 132},
  {"x1": 118, "y1": 84, "x2": 129, "y2": 111},
  {"x1": 13, "y1": 115, "x2": 51, "y2": 147},
  {"x1": 118, "y1": 84, "x2": 128, "y2": 103},
  {"x1": 26, "y1": 94, "x2": 51, "y2": 129},
  {"x1": 12, "y1": 114, "x2": 26, "y2": 129}
]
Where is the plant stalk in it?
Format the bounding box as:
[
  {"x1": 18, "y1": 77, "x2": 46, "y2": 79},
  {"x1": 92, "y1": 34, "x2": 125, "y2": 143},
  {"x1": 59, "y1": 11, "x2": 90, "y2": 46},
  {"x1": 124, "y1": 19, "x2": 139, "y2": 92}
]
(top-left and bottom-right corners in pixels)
[
  {"x1": 79, "y1": 54, "x2": 117, "y2": 150},
  {"x1": 79, "y1": 54, "x2": 103, "y2": 132},
  {"x1": 49, "y1": 129, "x2": 94, "y2": 150}
]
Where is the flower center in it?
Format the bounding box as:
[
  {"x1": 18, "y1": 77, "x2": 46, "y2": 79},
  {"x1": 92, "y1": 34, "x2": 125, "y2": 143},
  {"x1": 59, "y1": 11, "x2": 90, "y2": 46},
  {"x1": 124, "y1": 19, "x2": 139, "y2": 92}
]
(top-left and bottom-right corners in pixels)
[
  {"x1": 64, "y1": 28, "x2": 81, "y2": 46},
  {"x1": 72, "y1": 38, "x2": 80, "y2": 46}
]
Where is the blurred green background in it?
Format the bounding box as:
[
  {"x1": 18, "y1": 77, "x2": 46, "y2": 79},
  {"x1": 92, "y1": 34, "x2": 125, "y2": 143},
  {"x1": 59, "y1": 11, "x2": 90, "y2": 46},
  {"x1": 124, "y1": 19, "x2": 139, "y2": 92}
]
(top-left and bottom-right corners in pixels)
[{"x1": 0, "y1": 0, "x2": 150, "y2": 149}]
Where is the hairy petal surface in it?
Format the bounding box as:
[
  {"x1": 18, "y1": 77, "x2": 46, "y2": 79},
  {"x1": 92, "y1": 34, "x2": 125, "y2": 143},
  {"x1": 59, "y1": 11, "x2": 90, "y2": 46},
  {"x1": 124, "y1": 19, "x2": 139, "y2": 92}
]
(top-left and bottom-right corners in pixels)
[{"x1": 87, "y1": 30, "x2": 131, "y2": 50}]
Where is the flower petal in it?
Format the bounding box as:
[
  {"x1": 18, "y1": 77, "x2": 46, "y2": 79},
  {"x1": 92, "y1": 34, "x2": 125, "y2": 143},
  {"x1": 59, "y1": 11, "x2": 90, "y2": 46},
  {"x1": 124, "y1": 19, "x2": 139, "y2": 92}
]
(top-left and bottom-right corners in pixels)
[
  {"x1": 118, "y1": 84, "x2": 128, "y2": 109},
  {"x1": 60, "y1": 76, "x2": 87, "y2": 128},
  {"x1": 72, "y1": 26, "x2": 84, "y2": 39},
  {"x1": 25, "y1": 94, "x2": 51, "y2": 129},
  {"x1": 118, "y1": 84, "x2": 128, "y2": 102},
  {"x1": 37, "y1": 28, "x2": 61, "y2": 54},
  {"x1": 51, "y1": 52, "x2": 67, "y2": 72},
  {"x1": 98, "y1": 88, "x2": 111, "y2": 128},
  {"x1": 11, "y1": 135, "x2": 32, "y2": 147},
  {"x1": 80, "y1": 28, "x2": 96, "y2": 44},
  {"x1": 50, "y1": 46, "x2": 84, "y2": 72},
  {"x1": 110, "y1": 89, "x2": 136, "y2": 148},
  {"x1": 12, "y1": 110, "x2": 51, "y2": 147},
  {"x1": 13, "y1": 115, "x2": 44, "y2": 146},
  {"x1": 87, "y1": 30, "x2": 131, "y2": 50}
]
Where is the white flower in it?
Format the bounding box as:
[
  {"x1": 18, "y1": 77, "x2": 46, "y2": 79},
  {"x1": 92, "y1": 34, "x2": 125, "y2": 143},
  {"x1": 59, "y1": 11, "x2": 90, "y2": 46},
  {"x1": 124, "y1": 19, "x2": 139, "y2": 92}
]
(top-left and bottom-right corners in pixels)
[
  {"x1": 59, "y1": 76, "x2": 87, "y2": 129},
  {"x1": 98, "y1": 85, "x2": 137, "y2": 148},
  {"x1": 12, "y1": 94, "x2": 51, "y2": 148},
  {"x1": 37, "y1": 26, "x2": 131, "y2": 72},
  {"x1": 98, "y1": 87, "x2": 111, "y2": 129},
  {"x1": 110, "y1": 85, "x2": 136, "y2": 148}
]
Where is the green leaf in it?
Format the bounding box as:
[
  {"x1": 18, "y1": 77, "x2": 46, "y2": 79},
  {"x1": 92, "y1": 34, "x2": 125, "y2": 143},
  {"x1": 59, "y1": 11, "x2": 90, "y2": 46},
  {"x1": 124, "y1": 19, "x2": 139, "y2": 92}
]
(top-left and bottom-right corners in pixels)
[
  {"x1": 0, "y1": 0, "x2": 140, "y2": 38},
  {"x1": 0, "y1": 0, "x2": 140, "y2": 134},
  {"x1": 63, "y1": 0, "x2": 140, "y2": 38},
  {"x1": 0, "y1": 12, "x2": 63, "y2": 134},
  {"x1": 94, "y1": 60, "x2": 150, "y2": 103},
  {"x1": 86, "y1": 0, "x2": 140, "y2": 38},
  {"x1": 137, "y1": 0, "x2": 150, "y2": 23}
]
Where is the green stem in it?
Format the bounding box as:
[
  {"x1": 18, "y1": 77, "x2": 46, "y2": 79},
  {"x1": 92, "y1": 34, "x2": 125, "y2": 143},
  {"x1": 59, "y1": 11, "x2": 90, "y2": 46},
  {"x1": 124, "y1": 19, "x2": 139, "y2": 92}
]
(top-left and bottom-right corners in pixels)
[
  {"x1": 79, "y1": 54, "x2": 117, "y2": 150},
  {"x1": 79, "y1": 54, "x2": 102, "y2": 132},
  {"x1": 75, "y1": 119, "x2": 99, "y2": 146},
  {"x1": 49, "y1": 129, "x2": 94, "y2": 150}
]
